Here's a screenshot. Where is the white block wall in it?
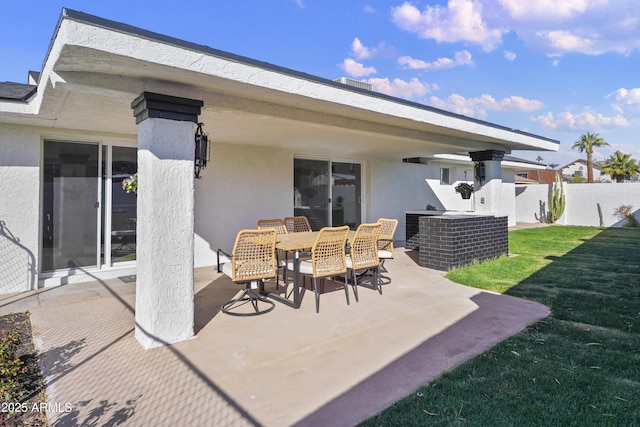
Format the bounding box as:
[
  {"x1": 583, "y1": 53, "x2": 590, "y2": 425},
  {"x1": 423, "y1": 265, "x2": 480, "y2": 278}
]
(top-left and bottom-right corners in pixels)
[{"x1": 515, "y1": 182, "x2": 640, "y2": 226}]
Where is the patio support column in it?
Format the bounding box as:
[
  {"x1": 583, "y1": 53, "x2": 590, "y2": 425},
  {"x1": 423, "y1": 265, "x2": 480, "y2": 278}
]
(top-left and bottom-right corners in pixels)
[
  {"x1": 131, "y1": 92, "x2": 203, "y2": 350},
  {"x1": 470, "y1": 150, "x2": 504, "y2": 216}
]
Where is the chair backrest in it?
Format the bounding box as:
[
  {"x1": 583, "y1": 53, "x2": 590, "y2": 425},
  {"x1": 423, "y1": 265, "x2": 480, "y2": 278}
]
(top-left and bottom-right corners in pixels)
[
  {"x1": 350, "y1": 222, "x2": 382, "y2": 270},
  {"x1": 230, "y1": 229, "x2": 277, "y2": 282},
  {"x1": 377, "y1": 218, "x2": 398, "y2": 255},
  {"x1": 310, "y1": 225, "x2": 349, "y2": 277},
  {"x1": 257, "y1": 218, "x2": 288, "y2": 235},
  {"x1": 284, "y1": 216, "x2": 312, "y2": 233}
]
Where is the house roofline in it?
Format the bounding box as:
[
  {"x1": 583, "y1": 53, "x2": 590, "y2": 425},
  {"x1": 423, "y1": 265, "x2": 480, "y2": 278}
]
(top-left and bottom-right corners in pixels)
[{"x1": 44, "y1": 8, "x2": 558, "y2": 147}]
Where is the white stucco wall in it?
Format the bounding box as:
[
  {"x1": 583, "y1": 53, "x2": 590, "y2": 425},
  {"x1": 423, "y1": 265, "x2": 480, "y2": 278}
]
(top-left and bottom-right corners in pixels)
[
  {"x1": 363, "y1": 159, "x2": 523, "y2": 239},
  {"x1": 0, "y1": 124, "x2": 41, "y2": 293},
  {"x1": 422, "y1": 162, "x2": 476, "y2": 213},
  {"x1": 194, "y1": 143, "x2": 293, "y2": 267},
  {"x1": 401, "y1": 161, "x2": 517, "y2": 227},
  {"x1": 565, "y1": 183, "x2": 640, "y2": 226},
  {"x1": 367, "y1": 159, "x2": 439, "y2": 242},
  {"x1": 515, "y1": 182, "x2": 640, "y2": 226}
]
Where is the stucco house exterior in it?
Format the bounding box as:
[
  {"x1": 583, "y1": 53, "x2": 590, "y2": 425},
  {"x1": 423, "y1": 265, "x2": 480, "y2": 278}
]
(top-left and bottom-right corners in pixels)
[
  {"x1": 0, "y1": 9, "x2": 558, "y2": 347},
  {"x1": 561, "y1": 159, "x2": 611, "y2": 182}
]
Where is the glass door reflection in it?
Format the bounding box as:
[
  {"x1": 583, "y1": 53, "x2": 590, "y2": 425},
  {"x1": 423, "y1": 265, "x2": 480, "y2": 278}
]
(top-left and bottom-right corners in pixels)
[{"x1": 110, "y1": 147, "x2": 137, "y2": 263}]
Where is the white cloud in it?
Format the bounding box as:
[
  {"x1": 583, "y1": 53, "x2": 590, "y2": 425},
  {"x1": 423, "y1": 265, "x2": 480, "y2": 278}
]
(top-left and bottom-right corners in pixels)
[
  {"x1": 498, "y1": 0, "x2": 600, "y2": 20},
  {"x1": 391, "y1": 0, "x2": 505, "y2": 52},
  {"x1": 367, "y1": 77, "x2": 432, "y2": 100},
  {"x1": 504, "y1": 50, "x2": 517, "y2": 61},
  {"x1": 531, "y1": 111, "x2": 629, "y2": 132},
  {"x1": 293, "y1": 0, "x2": 305, "y2": 8},
  {"x1": 501, "y1": 0, "x2": 640, "y2": 56},
  {"x1": 398, "y1": 50, "x2": 473, "y2": 71},
  {"x1": 428, "y1": 94, "x2": 544, "y2": 119},
  {"x1": 389, "y1": 0, "x2": 640, "y2": 56},
  {"x1": 351, "y1": 38, "x2": 372, "y2": 60},
  {"x1": 607, "y1": 88, "x2": 640, "y2": 119},
  {"x1": 349, "y1": 38, "x2": 397, "y2": 60},
  {"x1": 551, "y1": 59, "x2": 560, "y2": 66},
  {"x1": 541, "y1": 30, "x2": 601, "y2": 55},
  {"x1": 364, "y1": 5, "x2": 375, "y2": 13},
  {"x1": 340, "y1": 58, "x2": 376, "y2": 77}
]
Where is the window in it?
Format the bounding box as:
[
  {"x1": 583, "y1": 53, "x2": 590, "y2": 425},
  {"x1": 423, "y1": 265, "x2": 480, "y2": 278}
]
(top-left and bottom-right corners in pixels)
[{"x1": 440, "y1": 168, "x2": 451, "y2": 185}]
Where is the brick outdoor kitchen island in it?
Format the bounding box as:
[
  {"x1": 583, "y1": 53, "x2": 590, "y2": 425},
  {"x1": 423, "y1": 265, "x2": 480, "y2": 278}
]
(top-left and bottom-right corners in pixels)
[{"x1": 405, "y1": 211, "x2": 508, "y2": 271}]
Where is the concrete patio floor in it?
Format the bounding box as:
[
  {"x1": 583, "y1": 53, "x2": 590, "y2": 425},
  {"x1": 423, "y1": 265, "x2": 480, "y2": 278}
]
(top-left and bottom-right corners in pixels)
[{"x1": 0, "y1": 249, "x2": 549, "y2": 426}]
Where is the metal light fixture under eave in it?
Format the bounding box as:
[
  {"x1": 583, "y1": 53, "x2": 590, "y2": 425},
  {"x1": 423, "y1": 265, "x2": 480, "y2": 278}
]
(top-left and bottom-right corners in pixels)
[{"x1": 194, "y1": 122, "x2": 209, "y2": 179}]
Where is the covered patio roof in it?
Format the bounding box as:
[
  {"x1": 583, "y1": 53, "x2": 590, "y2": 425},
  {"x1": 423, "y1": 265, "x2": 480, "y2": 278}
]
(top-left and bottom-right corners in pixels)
[{"x1": 0, "y1": 8, "x2": 558, "y2": 158}]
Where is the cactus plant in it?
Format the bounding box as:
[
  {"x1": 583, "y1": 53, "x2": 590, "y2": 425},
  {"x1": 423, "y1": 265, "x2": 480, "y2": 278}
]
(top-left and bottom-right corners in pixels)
[
  {"x1": 548, "y1": 173, "x2": 565, "y2": 224},
  {"x1": 597, "y1": 203, "x2": 604, "y2": 227}
]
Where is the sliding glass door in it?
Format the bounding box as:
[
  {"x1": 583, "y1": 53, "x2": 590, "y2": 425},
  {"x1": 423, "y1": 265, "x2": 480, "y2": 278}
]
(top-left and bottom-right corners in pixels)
[
  {"x1": 42, "y1": 141, "x2": 100, "y2": 271},
  {"x1": 293, "y1": 158, "x2": 362, "y2": 230},
  {"x1": 42, "y1": 141, "x2": 138, "y2": 273}
]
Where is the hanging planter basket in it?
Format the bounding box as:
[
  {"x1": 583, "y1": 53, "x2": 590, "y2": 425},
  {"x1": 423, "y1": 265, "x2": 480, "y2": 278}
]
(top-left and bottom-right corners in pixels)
[{"x1": 455, "y1": 182, "x2": 474, "y2": 200}]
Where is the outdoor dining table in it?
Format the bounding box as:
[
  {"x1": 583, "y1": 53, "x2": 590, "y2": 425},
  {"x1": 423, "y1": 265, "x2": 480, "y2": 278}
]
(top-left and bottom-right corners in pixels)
[{"x1": 262, "y1": 230, "x2": 356, "y2": 309}]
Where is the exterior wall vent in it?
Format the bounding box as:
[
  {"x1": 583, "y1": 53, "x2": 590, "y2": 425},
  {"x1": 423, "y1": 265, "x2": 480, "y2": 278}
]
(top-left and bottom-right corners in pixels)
[{"x1": 334, "y1": 77, "x2": 373, "y2": 91}]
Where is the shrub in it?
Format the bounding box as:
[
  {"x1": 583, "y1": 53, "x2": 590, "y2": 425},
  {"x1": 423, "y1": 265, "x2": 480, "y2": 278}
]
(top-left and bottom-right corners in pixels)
[
  {"x1": 568, "y1": 175, "x2": 587, "y2": 183},
  {"x1": 0, "y1": 327, "x2": 25, "y2": 400},
  {"x1": 614, "y1": 205, "x2": 640, "y2": 228}
]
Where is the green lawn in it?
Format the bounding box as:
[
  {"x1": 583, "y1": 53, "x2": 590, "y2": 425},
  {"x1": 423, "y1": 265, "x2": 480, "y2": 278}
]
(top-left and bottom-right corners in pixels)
[{"x1": 361, "y1": 226, "x2": 640, "y2": 426}]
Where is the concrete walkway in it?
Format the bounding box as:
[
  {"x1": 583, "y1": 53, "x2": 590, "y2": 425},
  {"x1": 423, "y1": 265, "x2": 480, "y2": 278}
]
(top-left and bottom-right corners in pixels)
[{"x1": 0, "y1": 250, "x2": 549, "y2": 426}]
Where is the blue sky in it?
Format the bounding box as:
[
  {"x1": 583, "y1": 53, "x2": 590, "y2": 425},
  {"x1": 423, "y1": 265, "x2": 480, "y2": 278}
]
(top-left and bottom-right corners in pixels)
[{"x1": 2, "y1": 0, "x2": 640, "y2": 167}]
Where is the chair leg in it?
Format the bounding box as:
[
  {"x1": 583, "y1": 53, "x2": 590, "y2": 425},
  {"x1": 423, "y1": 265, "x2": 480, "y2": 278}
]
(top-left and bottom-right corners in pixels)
[
  {"x1": 313, "y1": 277, "x2": 320, "y2": 313},
  {"x1": 343, "y1": 273, "x2": 350, "y2": 305},
  {"x1": 350, "y1": 270, "x2": 359, "y2": 302},
  {"x1": 275, "y1": 251, "x2": 280, "y2": 290}
]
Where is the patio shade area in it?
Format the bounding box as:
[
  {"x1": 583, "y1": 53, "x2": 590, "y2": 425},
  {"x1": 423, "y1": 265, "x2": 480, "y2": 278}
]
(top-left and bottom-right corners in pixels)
[{"x1": 0, "y1": 251, "x2": 549, "y2": 426}]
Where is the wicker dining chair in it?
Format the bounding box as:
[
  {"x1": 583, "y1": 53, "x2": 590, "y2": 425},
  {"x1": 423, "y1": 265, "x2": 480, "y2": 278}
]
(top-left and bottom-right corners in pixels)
[
  {"x1": 286, "y1": 225, "x2": 349, "y2": 313},
  {"x1": 216, "y1": 228, "x2": 277, "y2": 316},
  {"x1": 257, "y1": 218, "x2": 289, "y2": 235},
  {"x1": 284, "y1": 216, "x2": 312, "y2": 233},
  {"x1": 257, "y1": 218, "x2": 289, "y2": 288},
  {"x1": 377, "y1": 218, "x2": 398, "y2": 284},
  {"x1": 346, "y1": 222, "x2": 382, "y2": 297}
]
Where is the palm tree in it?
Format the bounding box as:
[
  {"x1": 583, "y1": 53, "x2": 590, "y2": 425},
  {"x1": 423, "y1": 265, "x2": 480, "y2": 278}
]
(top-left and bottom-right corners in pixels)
[
  {"x1": 572, "y1": 132, "x2": 609, "y2": 183},
  {"x1": 548, "y1": 163, "x2": 559, "y2": 169},
  {"x1": 600, "y1": 151, "x2": 640, "y2": 182}
]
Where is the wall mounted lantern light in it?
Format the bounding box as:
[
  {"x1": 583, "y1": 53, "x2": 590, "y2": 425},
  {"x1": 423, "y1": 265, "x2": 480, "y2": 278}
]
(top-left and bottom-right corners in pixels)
[
  {"x1": 474, "y1": 161, "x2": 486, "y2": 184},
  {"x1": 194, "y1": 122, "x2": 209, "y2": 179}
]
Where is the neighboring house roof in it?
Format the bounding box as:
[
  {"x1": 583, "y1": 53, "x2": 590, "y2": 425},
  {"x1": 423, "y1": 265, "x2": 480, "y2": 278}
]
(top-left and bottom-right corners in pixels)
[
  {"x1": 560, "y1": 159, "x2": 603, "y2": 170},
  {"x1": 0, "y1": 82, "x2": 37, "y2": 102},
  {"x1": 0, "y1": 8, "x2": 560, "y2": 159},
  {"x1": 514, "y1": 175, "x2": 540, "y2": 184}
]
